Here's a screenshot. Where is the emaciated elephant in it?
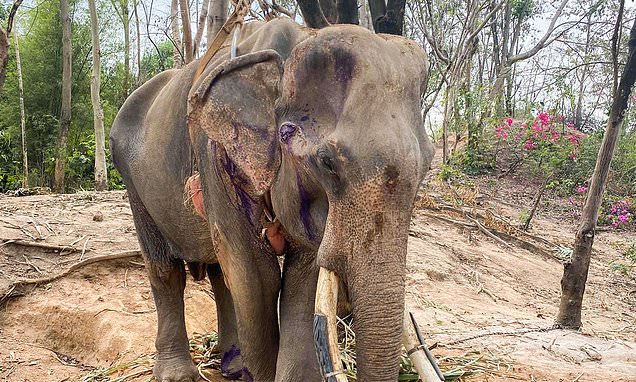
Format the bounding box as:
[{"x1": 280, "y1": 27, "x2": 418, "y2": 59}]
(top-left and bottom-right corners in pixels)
[{"x1": 110, "y1": 17, "x2": 434, "y2": 382}]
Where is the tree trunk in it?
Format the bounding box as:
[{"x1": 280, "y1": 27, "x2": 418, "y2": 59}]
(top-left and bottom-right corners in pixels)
[
  {"x1": 557, "y1": 9, "x2": 636, "y2": 330},
  {"x1": 207, "y1": 0, "x2": 227, "y2": 47},
  {"x1": 123, "y1": 0, "x2": 130, "y2": 96},
  {"x1": 171, "y1": 0, "x2": 183, "y2": 68},
  {"x1": 134, "y1": 0, "x2": 142, "y2": 85},
  {"x1": 0, "y1": 0, "x2": 24, "y2": 95},
  {"x1": 297, "y1": 0, "x2": 330, "y2": 29},
  {"x1": 359, "y1": 1, "x2": 373, "y2": 31},
  {"x1": 371, "y1": 0, "x2": 406, "y2": 35},
  {"x1": 15, "y1": 31, "x2": 28, "y2": 188},
  {"x1": 89, "y1": 0, "x2": 108, "y2": 191},
  {"x1": 574, "y1": 14, "x2": 592, "y2": 129},
  {"x1": 320, "y1": 0, "x2": 337, "y2": 23},
  {"x1": 0, "y1": 29, "x2": 9, "y2": 95},
  {"x1": 179, "y1": 0, "x2": 194, "y2": 63},
  {"x1": 336, "y1": 0, "x2": 358, "y2": 24},
  {"x1": 193, "y1": 0, "x2": 210, "y2": 55},
  {"x1": 54, "y1": 0, "x2": 72, "y2": 193}
]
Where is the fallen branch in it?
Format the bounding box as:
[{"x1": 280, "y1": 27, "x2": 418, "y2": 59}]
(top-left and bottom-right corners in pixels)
[
  {"x1": 422, "y1": 212, "x2": 477, "y2": 228},
  {"x1": 465, "y1": 215, "x2": 514, "y2": 250},
  {"x1": 0, "y1": 238, "x2": 82, "y2": 253},
  {"x1": 1, "y1": 249, "x2": 142, "y2": 304}
]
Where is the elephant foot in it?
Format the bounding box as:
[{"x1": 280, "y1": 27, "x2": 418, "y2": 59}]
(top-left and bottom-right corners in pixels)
[{"x1": 154, "y1": 353, "x2": 199, "y2": 382}]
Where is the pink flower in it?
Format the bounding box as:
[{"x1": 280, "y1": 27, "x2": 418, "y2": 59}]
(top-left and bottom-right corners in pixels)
[
  {"x1": 558, "y1": 115, "x2": 564, "y2": 122},
  {"x1": 506, "y1": 117, "x2": 513, "y2": 126},
  {"x1": 523, "y1": 140, "x2": 537, "y2": 150},
  {"x1": 618, "y1": 215, "x2": 628, "y2": 223},
  {"x1": 577, "y1": 186, "x2": 588, "y2": 193},
  {"x1": 538, "y1": 112, "x2": 550, "y2": 124}
]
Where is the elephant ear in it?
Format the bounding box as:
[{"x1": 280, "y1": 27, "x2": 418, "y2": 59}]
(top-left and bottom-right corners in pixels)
[{"x1": 188, "y1": 50, "x2": 283, "y2": 195}]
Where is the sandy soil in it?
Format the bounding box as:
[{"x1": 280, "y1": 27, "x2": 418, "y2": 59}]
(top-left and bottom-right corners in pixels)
[{"x1": 0, "y1": 184, "x2": 634, "y2": 381}]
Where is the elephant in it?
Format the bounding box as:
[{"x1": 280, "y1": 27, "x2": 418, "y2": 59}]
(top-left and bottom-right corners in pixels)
[{"x1": 110, "y1": 17, "x2": 434, "y2": 382}]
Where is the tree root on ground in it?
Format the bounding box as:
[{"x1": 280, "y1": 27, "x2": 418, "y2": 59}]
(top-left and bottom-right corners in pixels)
[{"x1": 1, "y1": 249, "x2": 141, "y2": 305}]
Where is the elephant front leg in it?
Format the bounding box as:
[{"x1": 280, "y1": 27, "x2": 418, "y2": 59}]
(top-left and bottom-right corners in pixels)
[
  {"x1": 212, "y1": 225, "x2": 281, "y2": 381},
  {"x1": 147, "y1": 260, "x2": 199, "y2": 382},
  {"x1": 276, "y1": 249, "x2": 322, "y2": 382}
]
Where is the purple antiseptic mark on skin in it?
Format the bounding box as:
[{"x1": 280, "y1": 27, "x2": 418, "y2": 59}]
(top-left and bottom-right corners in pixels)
[
  {"x1": 296, "y1": 173, "x2": 314, "y2": 241},
  {"x1": 242, "y1": 368, "x2": 254, "y2": 382},
  {"x1": 279, "y1": 123, "x2": 297, "y2": 143},
  {"x1": 221, "y1": 152, "x2": 257, "y2": 226},
  {"x1": 220, "y1": 345, "x2": 243, "y2": 379}
]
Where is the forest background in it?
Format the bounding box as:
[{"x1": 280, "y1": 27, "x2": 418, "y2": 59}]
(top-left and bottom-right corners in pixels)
[{"x1": 0, "y1": 0, "x2": 634, "y2": 225}]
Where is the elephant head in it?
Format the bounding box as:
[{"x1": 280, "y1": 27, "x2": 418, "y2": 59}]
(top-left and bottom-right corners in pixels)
[{"x1": 188, "y1": 20, "x2": 433, "y2": 381}]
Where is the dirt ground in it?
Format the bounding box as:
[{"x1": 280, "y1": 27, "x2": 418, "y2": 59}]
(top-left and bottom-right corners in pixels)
[{"x1": 0, "y1": 180, "x2": 635, "y2": 382}]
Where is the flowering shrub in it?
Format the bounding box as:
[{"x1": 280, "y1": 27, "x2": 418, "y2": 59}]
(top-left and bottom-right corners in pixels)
[
  {"x1": 602, "y1": 199, "x2": 634, "y2": 228},
  {"x1": 493, "y1": 113, "x2": 585, "y2": 184}
]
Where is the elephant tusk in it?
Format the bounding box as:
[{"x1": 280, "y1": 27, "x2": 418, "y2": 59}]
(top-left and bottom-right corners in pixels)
[
  {"x1": 402, "y1": 312, "x2": 445, "y2": 382},
  {"x1": 313, "y1": 267, "x2": 347, "y2": 382}
]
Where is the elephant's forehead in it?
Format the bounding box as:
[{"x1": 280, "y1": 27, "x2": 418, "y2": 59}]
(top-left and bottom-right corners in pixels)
[{"x1": 284, "y1": 25, "x2": 420, "y2": 83}]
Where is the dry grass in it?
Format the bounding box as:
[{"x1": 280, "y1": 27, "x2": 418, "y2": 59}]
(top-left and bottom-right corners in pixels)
[
  {"x1": 337, "y1": 318, "x2": 511, "y2": 381},
  {"x1": 78, "y1": 322, "x2": 511, "y2": 381},
  {"x1": 78, "y1": 355, "x2": 154, "y2": 382}
]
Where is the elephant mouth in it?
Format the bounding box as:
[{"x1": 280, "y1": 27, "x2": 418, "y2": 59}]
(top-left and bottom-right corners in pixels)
[{"x1": 313, "y1": 266, "x2": 443, "y2": 381}]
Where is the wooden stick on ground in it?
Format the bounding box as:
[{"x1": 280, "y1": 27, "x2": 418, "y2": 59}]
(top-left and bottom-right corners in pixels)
[{"x1": 0, "y1": 238, "x2": 82, "y2": 253}]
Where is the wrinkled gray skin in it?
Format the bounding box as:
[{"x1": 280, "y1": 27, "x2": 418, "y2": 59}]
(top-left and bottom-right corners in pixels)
[{"x1": 110, "y1": 18, "x2": 433, "y2": 382}]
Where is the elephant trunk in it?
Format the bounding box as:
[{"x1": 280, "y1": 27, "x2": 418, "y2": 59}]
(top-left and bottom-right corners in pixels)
[
  {"x1": 347, "y1": 232, "x2": 407, "y2": 382},
  {"x1": 315, "y1": 195, "x2": 411, "y2": 381}
]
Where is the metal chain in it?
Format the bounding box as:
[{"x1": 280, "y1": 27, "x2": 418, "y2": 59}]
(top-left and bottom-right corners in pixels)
[{"x1": 439, "y1": 323, "x2": 563, "y2": 347}]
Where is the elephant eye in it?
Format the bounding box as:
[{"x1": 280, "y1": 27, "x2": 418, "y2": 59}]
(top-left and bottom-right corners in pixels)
[{"x1": 317, "y1": 149, "x2": 337, "y2": 175}]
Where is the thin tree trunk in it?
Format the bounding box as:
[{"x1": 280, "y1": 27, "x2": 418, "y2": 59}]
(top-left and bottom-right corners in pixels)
[
  {"x1": 193, "y1": 0, "x2": 210, "y2": 55},
  {"x1": 359, "y1": 1, "x2": 372, "y2": 31},
  {"x1": 206, "y1": 0, "x2": 228, "y2": 45},
  {"x1": 89, "y1": 0, "x2": 107, "y2": 191},
  {"x1": 179, "y1": 0, "x2": 193, "y2": 63},
  {"x1": 296, "y1": 0, "x2": 330, "y2": 29},
  {"x1": 0, "y1": 29, "x2": 9, "y2": 96},
  {"x1": 0, "y1": 0, "x2": 23, "y2": 95},
  {"x1": 557, "y1": 7, "x2": 636, "y2": 329},
  {"x1": 134, "y1": 0, "x2": 142, "y2": 85},
  {"x1": 123, "y1": 0, "x2": 130, "y2": 96},
  {"x1": 54, "y1": 0, "x2": 72, "y2": 193},
  {"x1": 171, "y1": 0, "x2": 183, "y2": 68},
  {"x1": 15, "y1": 31, "x2": 27, "y2": 188}
]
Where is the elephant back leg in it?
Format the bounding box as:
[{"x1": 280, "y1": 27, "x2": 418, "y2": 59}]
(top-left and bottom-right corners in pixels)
[{"x1": 127, "y1": 186, "x2": 199, "y2": 382}]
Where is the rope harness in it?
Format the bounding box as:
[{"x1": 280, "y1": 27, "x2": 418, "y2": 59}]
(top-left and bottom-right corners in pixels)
[{"x1": 192, "y1": 0, "x2": 252, "y2": 85}]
